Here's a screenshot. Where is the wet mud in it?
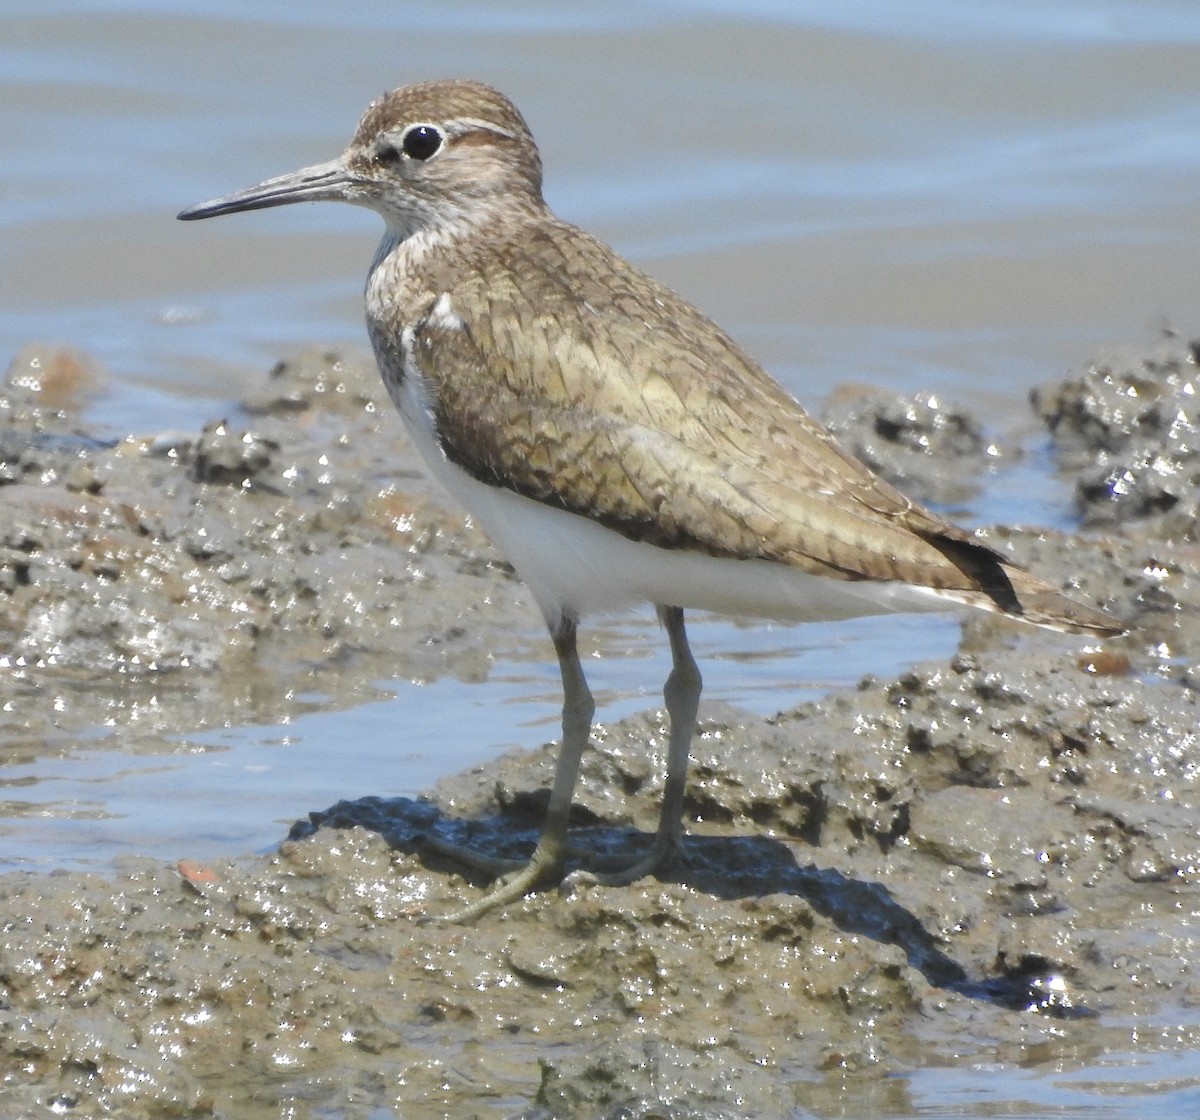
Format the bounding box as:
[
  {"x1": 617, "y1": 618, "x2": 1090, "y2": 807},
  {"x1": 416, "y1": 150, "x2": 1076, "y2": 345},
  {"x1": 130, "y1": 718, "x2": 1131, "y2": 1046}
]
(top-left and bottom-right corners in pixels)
[{"x1": 1, "y1": 335, "x2": 1199, "y2": 1118}]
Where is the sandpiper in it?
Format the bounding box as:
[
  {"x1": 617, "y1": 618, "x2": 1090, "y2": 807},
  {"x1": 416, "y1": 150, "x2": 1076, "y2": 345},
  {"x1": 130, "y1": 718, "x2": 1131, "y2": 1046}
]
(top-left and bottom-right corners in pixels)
[{"x1": 179, "y1": 79, "x2": 1121, "y2": 921}]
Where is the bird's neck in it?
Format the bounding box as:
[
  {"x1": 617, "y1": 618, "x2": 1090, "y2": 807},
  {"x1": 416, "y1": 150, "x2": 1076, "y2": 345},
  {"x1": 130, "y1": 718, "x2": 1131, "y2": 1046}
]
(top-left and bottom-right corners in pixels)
[{"x1": 368, "y1": 201, "x2": 547, "y2": 309}]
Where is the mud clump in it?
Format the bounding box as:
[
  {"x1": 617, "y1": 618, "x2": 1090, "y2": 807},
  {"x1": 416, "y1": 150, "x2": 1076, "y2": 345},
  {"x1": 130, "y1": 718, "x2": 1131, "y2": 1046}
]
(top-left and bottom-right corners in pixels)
[
  {"x1": 822, "y1": 383, "x2": 999, "y2": 506},
  {"x1": 1, "y1": 337, "x2": 1199, "y2": 1118},
  {"x1": 1032, "y1": 334, "x2": 1200, "y2": 536}
]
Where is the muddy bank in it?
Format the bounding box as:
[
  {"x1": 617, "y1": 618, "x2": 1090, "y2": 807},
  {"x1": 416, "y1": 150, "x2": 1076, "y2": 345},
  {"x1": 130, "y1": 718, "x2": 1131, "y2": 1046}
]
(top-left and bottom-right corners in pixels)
[
  {"x1": 1, "y1": 335, "x2": 1198, "y2": 1118},
  {"x1": 0, "y1": 343, "x2": 541, "y2": 767}
]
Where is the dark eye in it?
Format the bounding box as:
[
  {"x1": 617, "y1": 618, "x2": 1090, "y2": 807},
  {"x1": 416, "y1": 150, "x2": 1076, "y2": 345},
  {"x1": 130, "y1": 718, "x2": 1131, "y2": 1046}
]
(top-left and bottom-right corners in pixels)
[{"x1": 401, "y1": 124, "x2": 444, "y2": 161}]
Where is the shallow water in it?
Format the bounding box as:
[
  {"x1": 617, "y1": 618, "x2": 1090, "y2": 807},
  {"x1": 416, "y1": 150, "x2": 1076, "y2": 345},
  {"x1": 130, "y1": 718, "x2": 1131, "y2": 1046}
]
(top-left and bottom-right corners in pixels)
[
  {"x1": 1, "y1": 4, "x2": 1199, "y2": 1115},
  {"x1": 0, "y1": 610, "x2": 956, "y2": 873}
]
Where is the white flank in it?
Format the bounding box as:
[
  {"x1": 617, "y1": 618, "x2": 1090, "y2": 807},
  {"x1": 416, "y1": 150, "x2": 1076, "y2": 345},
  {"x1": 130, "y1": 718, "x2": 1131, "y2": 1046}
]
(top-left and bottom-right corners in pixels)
[{"x1": 391, "y1": 347, "x2": 958, "y2": 632}]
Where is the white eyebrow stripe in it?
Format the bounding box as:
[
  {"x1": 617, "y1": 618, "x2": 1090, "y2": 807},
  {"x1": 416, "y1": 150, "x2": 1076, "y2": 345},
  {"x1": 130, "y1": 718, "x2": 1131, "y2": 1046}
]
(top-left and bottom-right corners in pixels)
[{"x1": 447, "y1": 116, "x2": 518, "y2": 140}]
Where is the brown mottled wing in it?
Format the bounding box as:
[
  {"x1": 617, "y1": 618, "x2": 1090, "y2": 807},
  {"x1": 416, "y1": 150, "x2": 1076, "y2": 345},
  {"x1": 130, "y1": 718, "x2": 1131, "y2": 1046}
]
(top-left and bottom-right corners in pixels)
[{"x1": 408, "y1": 219, "x2": 1119, "y2": 635}]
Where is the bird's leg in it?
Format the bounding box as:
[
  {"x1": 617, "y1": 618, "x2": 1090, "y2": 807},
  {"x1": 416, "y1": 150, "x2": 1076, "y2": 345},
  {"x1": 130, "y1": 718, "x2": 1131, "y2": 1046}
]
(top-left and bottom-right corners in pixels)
[
  {"x1": 656, "y1": 604, "x2": 701, "y2": 864},
  {"x1": 436, "y1": 615, "x2": 595, "y2": 923},
  {"x1": 576, "y1": 604, "x2": 701, "y2": 885}
]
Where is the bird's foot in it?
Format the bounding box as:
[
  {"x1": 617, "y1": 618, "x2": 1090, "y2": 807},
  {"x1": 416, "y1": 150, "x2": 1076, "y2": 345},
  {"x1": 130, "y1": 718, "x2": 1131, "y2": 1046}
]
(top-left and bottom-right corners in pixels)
[
  {"x1": 418, "y1": 832, "x2": 528, "y2": 879},
  {"x1": 418, "y1": 833, "x2": 566, "y2": 924},
  {"x1": 566, "y1": 832, "x2": 683, "y2": 889},
  {"x1": 417, "y1": 829, "x2": 683, "y2": 923}
]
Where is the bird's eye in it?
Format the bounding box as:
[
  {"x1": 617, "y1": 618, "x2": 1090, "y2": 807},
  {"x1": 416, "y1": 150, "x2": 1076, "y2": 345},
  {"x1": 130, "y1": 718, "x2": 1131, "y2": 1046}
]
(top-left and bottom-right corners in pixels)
[{"x1": 400, "y1": 124, "x2": 444, "y2": 161}]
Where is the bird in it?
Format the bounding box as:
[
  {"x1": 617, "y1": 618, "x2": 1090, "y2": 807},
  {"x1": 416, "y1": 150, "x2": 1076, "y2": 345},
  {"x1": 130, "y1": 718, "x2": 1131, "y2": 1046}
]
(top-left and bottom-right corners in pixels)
[{"x1": 179, "y1": 79, "x2": 1122, "y2": 921}]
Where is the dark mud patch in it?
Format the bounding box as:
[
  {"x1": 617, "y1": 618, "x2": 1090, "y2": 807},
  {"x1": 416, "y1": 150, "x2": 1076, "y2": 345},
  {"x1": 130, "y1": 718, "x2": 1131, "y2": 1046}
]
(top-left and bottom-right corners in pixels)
[{"x1": 1, "y1": 335, "x2": 1199, "y2": 1118}]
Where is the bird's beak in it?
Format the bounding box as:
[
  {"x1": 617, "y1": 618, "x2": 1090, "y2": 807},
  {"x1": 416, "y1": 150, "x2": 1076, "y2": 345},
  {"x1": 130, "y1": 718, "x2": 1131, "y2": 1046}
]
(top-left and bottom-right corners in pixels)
[{"x1": 177, "y1": 157, "x2": 357, "y2": 221}]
